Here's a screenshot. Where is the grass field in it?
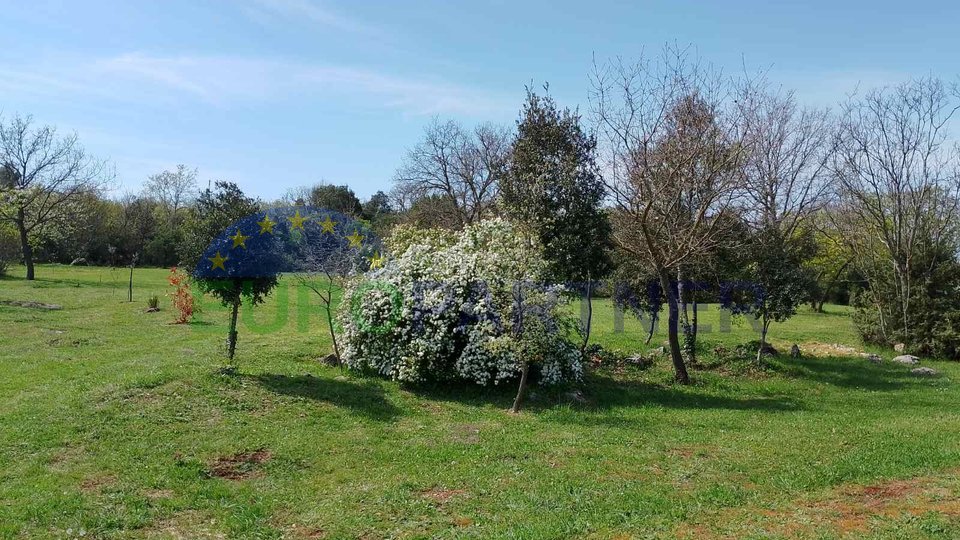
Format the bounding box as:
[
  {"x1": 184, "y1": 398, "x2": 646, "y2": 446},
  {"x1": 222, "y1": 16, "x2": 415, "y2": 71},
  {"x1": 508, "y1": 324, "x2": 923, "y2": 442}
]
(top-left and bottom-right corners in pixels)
[{"x1": 1, "y1": 265, "x2": 959, "y2": 539}]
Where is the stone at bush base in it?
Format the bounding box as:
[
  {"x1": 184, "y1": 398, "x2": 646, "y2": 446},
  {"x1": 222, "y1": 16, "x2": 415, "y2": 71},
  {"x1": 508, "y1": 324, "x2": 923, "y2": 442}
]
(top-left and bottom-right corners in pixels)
[
  {"x1": 894, "y1": 343, "x2": 906, "y2": 353},
  {"x1": 651, "y1": 346, "x2": 666, "y2": 356},
  {"x1": 790, "y1": 344, "x2": 801, "y2": 358},
  {"x1": 865, "y1": 354, "x2": 883, "y2": 364},
  {"x1": 892, "y1": 355, "x2": 920, "y2": 365},
  {"x1": 911, "y1": 367, "x2": 938, "y2": 376},
  {"x1": 320, "y1": 354, "x2": 339, "y2": 366}
]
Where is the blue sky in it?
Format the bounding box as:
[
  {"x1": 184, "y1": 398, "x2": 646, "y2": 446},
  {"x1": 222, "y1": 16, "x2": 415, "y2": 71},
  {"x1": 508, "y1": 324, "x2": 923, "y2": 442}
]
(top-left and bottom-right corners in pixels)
[{"x1": 1, "y1": 0, "x2": 957, "y2": 201}]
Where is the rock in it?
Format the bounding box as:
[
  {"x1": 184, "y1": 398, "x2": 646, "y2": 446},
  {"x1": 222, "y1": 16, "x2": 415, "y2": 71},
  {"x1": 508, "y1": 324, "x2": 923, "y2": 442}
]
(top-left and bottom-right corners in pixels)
[
  {"x1": 318, "y1": 354, "x2": 340, "y2": 366},
  {"x1": 865, "y1": 354, "x2": 882, "y2": 364},
  {"x1": 70, "y1": 257, "x2": 87, "y2": 266},
  {"x1": 145, "y1": 307, "x2": 160, "y2": 313},
  {"x1": 790, "y1": 344, "x2": 801, "y2": 358},
  {"x1": 651, "y1": 346, "x2": 667, "y2": 356},
  {"x1": 334, "y1": 375, "x2": 348, "y2": 382},
  {"x1": 911, "y1": 367, "x2": 938, "y2": 376},
  {"x1": 564, "y1": 389, "x2": 589, "y2": 404},
  {"x1": 894, "y1": 343, "x2": 906, "y2": 353},
  {"x1": 892, "y1": 355, "x2": 920, "y2": 365},
  {"x1": 626, "y1": 353, "x2": 653, "y2": 368},
  {"x1": 759, "y1": 343, "x2": 779, "y2": 356}
]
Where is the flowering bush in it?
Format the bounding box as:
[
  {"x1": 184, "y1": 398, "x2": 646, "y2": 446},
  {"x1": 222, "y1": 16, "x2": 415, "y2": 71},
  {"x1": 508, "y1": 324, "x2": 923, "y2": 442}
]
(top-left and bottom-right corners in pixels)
[
  {"x1": 339, "y1": 219, "x2": 582, "y2": 385},
  {"x1": 167, "y1": 267, "x2": 195, "y2": 324}
]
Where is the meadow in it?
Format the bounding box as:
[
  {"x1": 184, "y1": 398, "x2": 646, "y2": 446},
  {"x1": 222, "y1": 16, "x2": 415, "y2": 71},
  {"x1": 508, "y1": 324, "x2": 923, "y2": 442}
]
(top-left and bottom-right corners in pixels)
[{"x1": 1, "y1": 265, "x2": 958, "y2": 539}]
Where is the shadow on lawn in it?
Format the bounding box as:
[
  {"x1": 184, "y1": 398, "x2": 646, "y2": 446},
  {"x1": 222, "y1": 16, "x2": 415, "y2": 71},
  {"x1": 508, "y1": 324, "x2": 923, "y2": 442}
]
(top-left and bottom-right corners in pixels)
[
  {"x1": 408, "y1": 371, "x2": 803, "y2": 417},
  {"x1": 769, "y1": 355, "x2": 915, "y2": 391},
  {"x1": 250, "y1": 374, "x2": 401, "y2": 421}
]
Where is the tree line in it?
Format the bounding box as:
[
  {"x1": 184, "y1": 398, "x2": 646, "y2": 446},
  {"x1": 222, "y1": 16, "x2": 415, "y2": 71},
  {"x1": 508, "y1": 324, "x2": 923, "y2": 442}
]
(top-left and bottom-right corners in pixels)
[{"x1": 2, "y1": 46, "x2": 958, "y2": 379}]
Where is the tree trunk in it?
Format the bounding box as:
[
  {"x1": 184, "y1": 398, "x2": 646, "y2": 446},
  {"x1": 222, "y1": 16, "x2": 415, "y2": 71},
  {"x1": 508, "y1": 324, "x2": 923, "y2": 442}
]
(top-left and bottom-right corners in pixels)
[
  {"x1": 227, "y1": 298, "x2": 240, "y2": 361},
  {"x1": 510, "y1": 361, "x2": 531, "y2": 413},
  {"x1": 756, "y1": 317, "x2": 770, "y2": 364},
  {"x1": 325, "y1": 303, "x2": 341, "y2": 365},
  {"x1": 15, "y1": 212, "x2": 34, "y2": 281},
  {"x1": 644, "y1": 312, "x2": 658, "y2": 345},
  {"x1": 580, "y1": 273, "x2": 593, "y2": 353},
  {"x1": 128, "y1": 262, "x2": 135, "y2": 302},
  {"x1": 659, "y1": 270, "x2": 690, "y2": 384},
  {"x1": 691, "y1": 296, "x2": 698, "y2": 359}
]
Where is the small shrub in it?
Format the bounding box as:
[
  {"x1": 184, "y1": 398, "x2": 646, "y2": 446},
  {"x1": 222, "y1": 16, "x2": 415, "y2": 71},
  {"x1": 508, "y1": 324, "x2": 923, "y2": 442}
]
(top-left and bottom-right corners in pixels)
[
  {"x1": 146, "y1": 295, "x2": 160, "y2": 311},
  {"x1": 167, "y1": 267, "x2": 195, "y2": 324}
]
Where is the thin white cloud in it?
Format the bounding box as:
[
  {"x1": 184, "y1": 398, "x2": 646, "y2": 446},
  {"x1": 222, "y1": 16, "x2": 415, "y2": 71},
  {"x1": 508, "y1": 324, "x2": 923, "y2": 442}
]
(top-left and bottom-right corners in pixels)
[
  {"x1": 245, "y1": 0, "x2": 378, "y2": 36},
  {"x1": 0, "y1": 53, "x2": 510, "y2": 117}
]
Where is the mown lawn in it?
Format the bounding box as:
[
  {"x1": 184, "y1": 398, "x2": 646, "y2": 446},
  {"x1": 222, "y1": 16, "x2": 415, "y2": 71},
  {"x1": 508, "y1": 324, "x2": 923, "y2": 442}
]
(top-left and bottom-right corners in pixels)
[{"x1": 1, "y1": 265, "x2": 958, "y2": 539}]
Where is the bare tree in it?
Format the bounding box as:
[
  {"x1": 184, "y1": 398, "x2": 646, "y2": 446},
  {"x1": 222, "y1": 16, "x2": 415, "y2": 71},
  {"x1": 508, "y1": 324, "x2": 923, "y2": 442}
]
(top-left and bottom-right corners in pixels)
[
  {"x1": 143, "y1": 164, "x2": 197, "y2": 223},
  {"x1": 737, "y1": 80, "x2": 834, "y2": 235},
  {"x1": 735, "y1": 78, "x2": 836, "y2": 359},
  {"x1": 590, "y1": 48, "x2": 748, "y2": 383},
  {"x1": 0, "y1": 114, "x2": 111, "y2": 280},
  {"x1": 832, "y1": 77, "x2": 960, "y2": 344},
  {"x1": 394, "y1": 118, "x2": 510, "y2": 227}
]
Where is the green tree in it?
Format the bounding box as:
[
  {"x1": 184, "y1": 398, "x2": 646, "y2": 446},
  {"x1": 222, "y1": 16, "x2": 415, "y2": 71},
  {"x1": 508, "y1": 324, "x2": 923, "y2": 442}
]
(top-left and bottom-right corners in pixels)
[
  {"x1": 0, "y1": 114, "x2": 110, "y2": 280},
  {"x1": 501, "y1": 88, "x2": 612, "y2": 350},
  {"x1": 744, "y1": 226, "x2": 816, "y2": 362},
  {"x1": 307, "y1": 184, "x2": 363, "y2": 217},
  {"x1": 180, "y1": 181, "x2": 279, "y2": 363}
]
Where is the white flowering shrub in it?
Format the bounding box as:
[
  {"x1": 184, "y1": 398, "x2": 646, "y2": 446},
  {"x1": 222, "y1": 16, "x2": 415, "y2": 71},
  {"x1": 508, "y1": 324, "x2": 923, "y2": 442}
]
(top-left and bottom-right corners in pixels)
[{"x1": 339, "y1": 219, "x2": 583, "y2": 385}]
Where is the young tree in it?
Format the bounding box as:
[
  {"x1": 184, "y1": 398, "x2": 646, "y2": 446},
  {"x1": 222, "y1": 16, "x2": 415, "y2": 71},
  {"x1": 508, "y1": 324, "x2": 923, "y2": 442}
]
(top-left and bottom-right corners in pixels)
[
  {"x1": 744, "y1": 226, "x2": 816, "y2": 362},
  {"x1": 590, "y1": 49, "x2": 748, "y2": 383},
  {"x1": 0, "y1": 114, "x2": 110, "y2": 280},
  {"x1": 180, "y1": 181, "x2": 280, "y2": 363},
  {"x1": 394, "y1": 118, "x2": 510, "y2": 227},
  {"x1": 832, "y1": 77, "x2": 960, "y2": 348},
  {"x1": 295, "y1": 212, "x2": 373, "y2": 365},
  {"x1": 501, "y1": 88, "x2": 612, "y2": 351}
]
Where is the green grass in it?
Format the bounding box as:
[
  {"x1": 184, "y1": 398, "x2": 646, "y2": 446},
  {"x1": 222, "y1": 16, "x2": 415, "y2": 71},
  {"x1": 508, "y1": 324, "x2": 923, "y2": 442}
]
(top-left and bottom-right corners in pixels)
[{"x1": 1, "y1": 265, "x2": 958, "y2": 539}]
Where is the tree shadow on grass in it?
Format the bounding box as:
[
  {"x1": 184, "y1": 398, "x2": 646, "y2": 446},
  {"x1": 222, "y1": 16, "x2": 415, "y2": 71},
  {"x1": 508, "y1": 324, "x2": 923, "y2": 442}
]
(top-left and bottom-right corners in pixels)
[
  {"x1": 768, "y1": 355, "x2": 915, "y2": 391},
  {"x1": 249, "y1": 374, "x2": 402, "y2": 422},
  {"x1": 406, "y1": 370, "x2": 803, "y2": 421}
]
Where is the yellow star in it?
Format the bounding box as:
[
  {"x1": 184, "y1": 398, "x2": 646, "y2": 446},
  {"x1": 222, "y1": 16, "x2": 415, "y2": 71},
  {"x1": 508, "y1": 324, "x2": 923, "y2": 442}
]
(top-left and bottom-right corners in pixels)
[
  {"x1": 346, "y1": 229, "x2": 364, "y2": 248},
  {"x1": 257, "y1": 215, "x2": 276, "y2": 235},
  {"x1": 368, "y1": 251, "x2": 385, "y2": 269},
  {"x1": 288, "y1": 210, "x2": 308, "y2": 230},
  {"x1": 320, "y1": 215, "x2": 337, "y2": 234},
  {"x1": 230, "y1": 230, "x2": 250, "y2": 249},
  {"x1": 208, "y1": 251, "x2": 228, "y2": 271}
]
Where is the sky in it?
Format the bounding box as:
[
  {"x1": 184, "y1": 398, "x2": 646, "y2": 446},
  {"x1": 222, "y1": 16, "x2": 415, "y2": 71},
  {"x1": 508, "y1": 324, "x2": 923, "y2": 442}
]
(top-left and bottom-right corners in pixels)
[{"x1": 1, "y1": 0, "x2": 957, "y2": 201}]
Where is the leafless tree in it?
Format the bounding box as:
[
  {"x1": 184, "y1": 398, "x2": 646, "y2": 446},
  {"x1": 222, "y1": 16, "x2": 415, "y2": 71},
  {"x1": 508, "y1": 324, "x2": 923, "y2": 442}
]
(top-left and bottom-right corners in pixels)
[
  {"x1": 394, "y1": 118, "x2": 510, "y2": 228},
  {"x1": 590, "y1": 47, "x2": 749, "y2": 383},
  {"x1": 0, "y1": 114, "x2": 111, "y2": 280},
  {"x1": 295, "y1": 230, "x2": 369, "y2": 364},
  {"x1": 737, "y1": 79, "x2": 835, "y2": 235},
  {"x1": 831, "y1": 77, "x2": 960, "y2": 343},
  {"x1": 143, "y1": 164, "x2": 197, "y2": 223}
]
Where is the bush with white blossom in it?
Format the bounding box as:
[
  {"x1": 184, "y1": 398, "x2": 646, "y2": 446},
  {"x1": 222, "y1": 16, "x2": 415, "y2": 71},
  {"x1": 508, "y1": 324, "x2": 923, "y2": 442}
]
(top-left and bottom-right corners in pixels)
[{"x1": 339, "y1": 219, "x2": 583, "y2": 385}]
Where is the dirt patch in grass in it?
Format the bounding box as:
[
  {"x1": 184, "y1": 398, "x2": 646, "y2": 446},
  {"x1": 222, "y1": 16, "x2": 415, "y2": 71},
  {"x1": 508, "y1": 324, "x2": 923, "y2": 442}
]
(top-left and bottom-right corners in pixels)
[
  {"x1": 450, "y1": 423, "x2": 481, "y2": 444},
  {"x1": 144, "y1": 488, "x2": 175, "y2": 500},
  {"x1": 0, "y1": 299, "x2": 62, "y2": 310},
  {"x1": 801, "y1": 342, "x2": 866, "y2": 358},
  {"x1": 205, "y1": 448, "x2": 272, "y2": 480},
  {"x1": 144, "y1": 510, "x2": 225, "y2": 539},
  {"x1": 675, "y1": 470, "x2": 960, "y2": 539},
  {"x1": 420, "y1": 487, "x2": 467, "y2": 505},
  {"x1": 49, "y1": 445, "x2": 85, "y2": 472},
  {"x1": 79, "y1": 474, "x2": 117, "y2": 493}
]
